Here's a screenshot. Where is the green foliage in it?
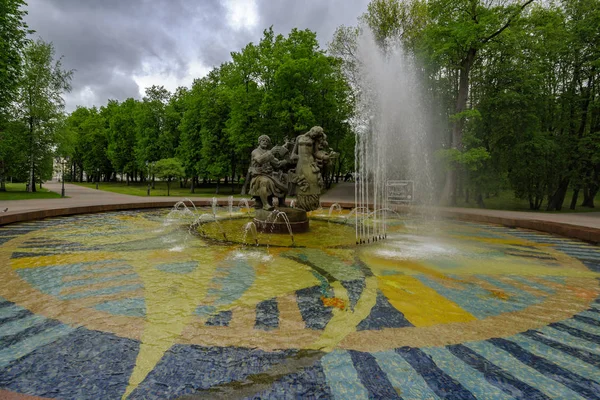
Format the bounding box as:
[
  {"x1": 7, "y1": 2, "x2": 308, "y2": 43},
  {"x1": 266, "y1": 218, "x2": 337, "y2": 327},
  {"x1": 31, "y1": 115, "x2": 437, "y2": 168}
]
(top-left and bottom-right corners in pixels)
[
  {"x1": 0, "y1": 0, "x2": 32, "y2": 115},
  {"x1": 153, "y1": 157, "x2": 185, "y2": 196},
  {"x1": 106, "y1": 98, "x2": 137, "y2": 178},
  {"x1": 16, "y1": 38, "x2": 72, "y2": 191},
  {"x1": 154, "y1": 157, "x2": 185, "y2": 180},
  {"x1": 135, "y1": 85, "x2": 171, "y2": 168}
]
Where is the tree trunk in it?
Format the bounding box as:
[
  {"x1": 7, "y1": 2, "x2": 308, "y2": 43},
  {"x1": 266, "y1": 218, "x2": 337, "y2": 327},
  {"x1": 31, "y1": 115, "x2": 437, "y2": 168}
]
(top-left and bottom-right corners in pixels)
[
  {"x1": 216, "y1": 179, "x2": 220, "y2": 194},
  {"x1": 240, "y1": 169, "x2": 251, "y2": 195},
  {"x1": 582, "y1": 184, "x2": 598, "y2": 207},
  {"x1": 441, "y1": 48, "x2": 477, "y2": 205},
  {"x1": 190, "y1": 176, "x2": 196, "y2": 194},
  {"x1": 167, "y1": 180, "x2": 170, "y2": 196},
  {"x1": 476, "y1": 193, "x2": 485, "y2": 208},
  {"x1": 546, "y1": 178, "x2": 569, "y2": 211},
  {"x1": 570, "y1": 188, "x2": 579, "y2": 210}
]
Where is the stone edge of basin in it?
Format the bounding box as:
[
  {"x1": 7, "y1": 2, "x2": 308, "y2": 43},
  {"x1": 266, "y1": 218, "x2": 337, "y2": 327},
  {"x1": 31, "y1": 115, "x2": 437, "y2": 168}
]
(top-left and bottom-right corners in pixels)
[{"x1": 0, "y1": 200, "x2": 597, "y2": 245}]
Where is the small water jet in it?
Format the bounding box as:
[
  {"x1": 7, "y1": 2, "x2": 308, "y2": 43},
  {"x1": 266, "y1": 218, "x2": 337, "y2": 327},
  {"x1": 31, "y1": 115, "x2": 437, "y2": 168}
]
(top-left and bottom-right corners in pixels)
[
  {"x1": 242, "y1": 221, "x2": 259, "y2": 246},
  {"x1": 238, "y1": 198, "x2": 251, "y2": 214},
  {"x1": 328, "y1": 203, "x2": 342, "y2": 217},
  {"x1": 211, "y1": 197, "x2": 218, "y2": 217},
  {"x1": 265, "y1": 210, "x2": 294, "y2": 246}
]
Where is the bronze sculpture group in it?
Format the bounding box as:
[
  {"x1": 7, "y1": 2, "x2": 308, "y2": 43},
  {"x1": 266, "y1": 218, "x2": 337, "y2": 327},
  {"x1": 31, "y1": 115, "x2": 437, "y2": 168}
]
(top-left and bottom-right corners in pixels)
[{"x1": 249, "y1": 126, "x2": 337, "y2": 212}]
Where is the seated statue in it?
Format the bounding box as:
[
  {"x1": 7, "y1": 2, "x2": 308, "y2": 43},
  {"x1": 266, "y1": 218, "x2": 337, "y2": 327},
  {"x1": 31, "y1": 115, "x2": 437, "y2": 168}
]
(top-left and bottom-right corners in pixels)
[{"x1": 249, "y1": 135, "x2": 289, "y2": 210}]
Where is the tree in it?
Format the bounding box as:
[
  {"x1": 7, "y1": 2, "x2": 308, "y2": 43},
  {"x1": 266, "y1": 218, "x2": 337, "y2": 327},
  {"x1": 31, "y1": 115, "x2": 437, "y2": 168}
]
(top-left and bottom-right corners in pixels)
[
  {"x1": 198, "y1": 66, "x2": 232, "y2": 194},
  {"x1": 16, "y1": 39, "x2": 72, "y2": 191},
  {"x1": 0, "y1": 0, "x2": 32, "y2": 190},
  {"x1": 135, "y1": 85, "x2": 171, "y2": 187},
  {"x1": 107, "y1": 98, "x2": 138, "y2": 184},
  {"x1": 177, "y1": 80, "x2": 204, "y2": 193},
  {"x1": 79, "y1": 107, "x2": 109, "y2": 182},
  {"x1": 154, "y1": 157, "x2": 185, "y2": 196},
  {"x1": 0, "y1": 118, "x2": 28, "y2": 189},
  {"x1": 0, "y1": 0, "x2": 32, "y2": 115}
]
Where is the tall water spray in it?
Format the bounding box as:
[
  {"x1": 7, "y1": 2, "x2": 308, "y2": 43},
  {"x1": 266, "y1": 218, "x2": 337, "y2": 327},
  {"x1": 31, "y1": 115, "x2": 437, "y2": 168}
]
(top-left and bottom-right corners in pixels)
[{"x1": 353, "y1": 32, "x2": 435, "y2": 243}]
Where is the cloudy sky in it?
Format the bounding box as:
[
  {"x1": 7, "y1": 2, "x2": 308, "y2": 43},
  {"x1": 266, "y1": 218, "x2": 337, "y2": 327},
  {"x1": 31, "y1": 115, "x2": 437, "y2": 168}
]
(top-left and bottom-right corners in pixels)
[{"x1": 25, "y1": 0, "x2": 370, "y2": 112}]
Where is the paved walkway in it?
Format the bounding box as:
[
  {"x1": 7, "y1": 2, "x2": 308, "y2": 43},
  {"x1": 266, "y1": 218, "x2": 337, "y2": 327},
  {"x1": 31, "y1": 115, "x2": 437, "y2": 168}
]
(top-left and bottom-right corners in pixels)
[
  {"x1": 1, "y1": 181, "x2": 599, "y2": 242},
  {"x1": 322, "y1": 182, "x2": 600, "y2": 228}
]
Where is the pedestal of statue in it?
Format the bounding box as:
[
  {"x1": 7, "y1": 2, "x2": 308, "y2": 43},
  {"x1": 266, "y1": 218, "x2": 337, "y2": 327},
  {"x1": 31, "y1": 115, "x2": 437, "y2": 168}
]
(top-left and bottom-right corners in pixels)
[{"x1": 254, "y1": 207, "x2": 309, "y2": 233}]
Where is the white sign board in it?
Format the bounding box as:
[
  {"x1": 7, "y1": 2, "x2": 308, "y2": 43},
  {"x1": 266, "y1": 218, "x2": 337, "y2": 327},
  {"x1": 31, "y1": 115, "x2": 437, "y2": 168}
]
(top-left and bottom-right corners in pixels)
[{"x1": 386, "y1": 180, "x2": 414, "y2": 204}]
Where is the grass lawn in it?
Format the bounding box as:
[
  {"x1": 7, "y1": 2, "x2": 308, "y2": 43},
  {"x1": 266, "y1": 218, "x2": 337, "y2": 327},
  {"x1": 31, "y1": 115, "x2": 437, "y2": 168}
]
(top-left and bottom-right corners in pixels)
[
  {"x1": 454, "y1": 189, "x2": 598, "y2": 213},
  {"x1": 0, "y1": 183, "x2": 63, "y2": 200},
  {"x1": 73, "y1": 181, "x2": 247, "y2": 197}
]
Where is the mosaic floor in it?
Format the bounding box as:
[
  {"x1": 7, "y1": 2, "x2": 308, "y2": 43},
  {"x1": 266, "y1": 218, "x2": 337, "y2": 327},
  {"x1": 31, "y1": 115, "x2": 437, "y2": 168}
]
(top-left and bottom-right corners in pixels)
[{"x1": 0, "y1": 209, "x2": 599, "y2": 399}]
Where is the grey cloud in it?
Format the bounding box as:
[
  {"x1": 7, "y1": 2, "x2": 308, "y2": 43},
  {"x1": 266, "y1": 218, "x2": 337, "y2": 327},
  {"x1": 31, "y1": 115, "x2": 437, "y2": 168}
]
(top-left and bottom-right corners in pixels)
[
  {"x1": 255, "y1": 0, "x2": 369, "y2": 46},
  {"x1": 24, "y1": 0, "x2": 369, "y2": 111}
]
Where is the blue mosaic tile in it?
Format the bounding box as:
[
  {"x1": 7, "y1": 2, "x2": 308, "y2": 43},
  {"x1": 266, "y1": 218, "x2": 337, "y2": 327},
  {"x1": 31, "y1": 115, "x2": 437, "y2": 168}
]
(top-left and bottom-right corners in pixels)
[
  {"x1": 205, "y1": 310, "x2": 232, "y2": 327},
  {"x1": 155, "y1": 261, "x2": 198, "y2": 274},
  {"x1": 246, "y1": 361, "x2": 332, "y2": 399},
  {"x1": 489, "y1": 337, "x2": 600, "y2": 399},
  {"x1": 396, "y1": 347, "x2": 476, "y2": 399},
  {"x1": 0, "y1": 319, "x2": 61, "y2": 349},
  {"x1": 357, "y1": 291, "x2": 413, "y2": 330},
  {"x1": 340, "y1": 279, "x2": 365, "y2": 310},
  {"x1": 522, "y1": 330, "x2": 600, "y2": 368},
  {"x1": 0, "y1": 327, "x2": 138, "y2": 399},
  {"x1": 0, "y1": 237, "x2": 15, "y2": 245},
  {"x1": 129, "y1": 345, "x2": 295, "y2": 399},
  {"x1": 94, "y1": 297, "x2": 146, "y2": 317},
  {"x1": 348, "y1": 350, "x2": 401, "y2": 399},
  {"x1": 447, "y1": 344, "x2": 550, "y2": 399},
  {"x1": 255, "y1": 298, "x2": 279, "y2": 330},
  {"x1": 321, "y1": 350, "x2": 370, "y2": 399},
  {"x1": 296, "y1": 286, "x2": 333, "y2": 330},
  {"x1": 549, "y1": 322, "x2": 600, "y2": 344}
]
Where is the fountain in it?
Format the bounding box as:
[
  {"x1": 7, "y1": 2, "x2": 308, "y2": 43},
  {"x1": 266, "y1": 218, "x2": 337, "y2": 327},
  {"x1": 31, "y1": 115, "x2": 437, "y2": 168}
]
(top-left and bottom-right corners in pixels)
[{"x1": 0, "y1": 30, "x2": 599, "y2": 400}]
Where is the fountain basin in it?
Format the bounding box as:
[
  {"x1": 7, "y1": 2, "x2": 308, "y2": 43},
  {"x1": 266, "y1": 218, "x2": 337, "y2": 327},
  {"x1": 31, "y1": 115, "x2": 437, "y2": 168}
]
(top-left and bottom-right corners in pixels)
[{"x1": 0, "y1": 208, "x2": 599, "y2": 400}]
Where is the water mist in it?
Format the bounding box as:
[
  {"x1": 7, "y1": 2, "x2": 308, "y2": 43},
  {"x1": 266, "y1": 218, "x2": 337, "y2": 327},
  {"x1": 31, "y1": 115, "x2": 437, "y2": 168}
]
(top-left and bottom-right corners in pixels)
[{"x1": 353, "y1": 32, "x2": 436, "y2": 243}]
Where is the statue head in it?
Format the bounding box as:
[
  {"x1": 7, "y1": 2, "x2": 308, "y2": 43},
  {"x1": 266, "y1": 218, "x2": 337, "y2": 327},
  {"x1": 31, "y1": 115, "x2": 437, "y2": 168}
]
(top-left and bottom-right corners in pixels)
[
  {"x1": 258, "y1": 135, "x2": 271, "y2": 149},
  {"x1": 306, "y1": 126, "x2": 324, "y2": 140}
]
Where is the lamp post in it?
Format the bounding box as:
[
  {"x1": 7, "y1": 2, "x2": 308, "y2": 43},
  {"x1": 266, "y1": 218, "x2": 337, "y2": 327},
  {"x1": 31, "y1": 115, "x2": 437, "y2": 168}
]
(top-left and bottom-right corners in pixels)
[{"x1": 61, "y1": 156, "x2": 69, "y2": 197}]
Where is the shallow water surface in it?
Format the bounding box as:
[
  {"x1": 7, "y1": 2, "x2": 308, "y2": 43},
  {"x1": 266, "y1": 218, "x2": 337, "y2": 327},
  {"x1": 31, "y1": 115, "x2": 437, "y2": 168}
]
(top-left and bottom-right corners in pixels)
[{"x1": 0, "y1": 209, "x2": 599, "y2": 399}]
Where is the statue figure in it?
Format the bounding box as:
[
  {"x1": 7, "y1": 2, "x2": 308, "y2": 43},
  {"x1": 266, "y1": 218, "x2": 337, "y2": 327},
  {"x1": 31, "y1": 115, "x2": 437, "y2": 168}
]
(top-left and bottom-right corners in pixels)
[
  {"x1": 249, "y1": 135, "x2": 289, "y2": 210},
  {"x1": 291, "y1": 126, "x2": 337, "y2": 211}
]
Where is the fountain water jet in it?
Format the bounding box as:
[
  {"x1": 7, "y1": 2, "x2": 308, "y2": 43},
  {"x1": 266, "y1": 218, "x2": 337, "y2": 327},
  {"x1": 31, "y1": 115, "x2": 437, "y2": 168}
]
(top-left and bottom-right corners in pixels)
[
  {"x1": 242, "y1": 221, "x2": 259, "y2": 246},
  {"x1": 227, "y1": 196, "x2": 234, "y2": 216},
  {"x1": 353, "y1": 31, "x2": 436, "y2": 244}
]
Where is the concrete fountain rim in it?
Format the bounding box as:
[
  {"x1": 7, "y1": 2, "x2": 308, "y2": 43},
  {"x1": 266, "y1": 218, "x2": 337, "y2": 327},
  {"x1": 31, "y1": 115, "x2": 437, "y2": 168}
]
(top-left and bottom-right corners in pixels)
[{"x1": 0, "y1": 199, "x2": 598, "y2": 244}]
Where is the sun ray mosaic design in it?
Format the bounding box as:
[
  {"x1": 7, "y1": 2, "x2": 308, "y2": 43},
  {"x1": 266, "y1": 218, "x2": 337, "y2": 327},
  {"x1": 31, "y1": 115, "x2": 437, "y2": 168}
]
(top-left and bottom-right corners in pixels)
[{"x1": 0, "y1": 210, "x2": 599, "y2": 399}]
